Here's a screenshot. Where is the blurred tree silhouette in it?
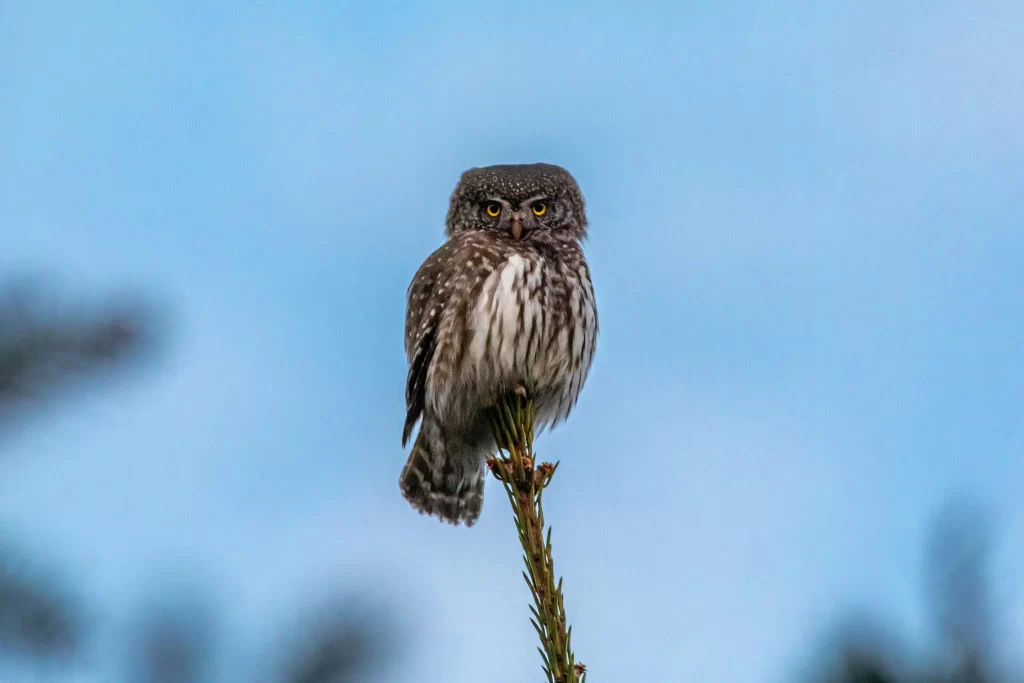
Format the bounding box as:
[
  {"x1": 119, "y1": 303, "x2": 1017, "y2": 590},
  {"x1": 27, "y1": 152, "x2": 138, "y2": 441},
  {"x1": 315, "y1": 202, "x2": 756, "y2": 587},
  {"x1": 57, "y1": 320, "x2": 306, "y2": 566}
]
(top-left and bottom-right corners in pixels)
[
  {"x1": 925, "y1": 500, "x2": 996, "y2": 680},
  {"x1": 806, "y1": 499, "x2": 1020, "y2": 683},
  {"x1": 0, "y1": 539, "x2": 82, "y2": 662},
  {"x1": 0, "y1": 279, "x2": 149, "y2": 666},
  {"x1": 0, "y1": 278, "x2": 396, "y2": 682},
  {"x1": 123, "y1": 581, "x2": 219, "y2": 683},
  {"x1": 278, "y1": 596, "x2": 396, "y2": 683},
  {"x1": 0, "y1": 279, "x2": 155, "y2": 429}
]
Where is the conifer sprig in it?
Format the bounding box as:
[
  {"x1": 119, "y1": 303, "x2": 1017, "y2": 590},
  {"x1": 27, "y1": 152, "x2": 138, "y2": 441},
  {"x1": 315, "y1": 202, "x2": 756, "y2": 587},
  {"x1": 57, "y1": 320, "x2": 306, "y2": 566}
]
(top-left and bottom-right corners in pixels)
[{"x1": 487, "y1": 389, "x2": 586, "y2": 683}]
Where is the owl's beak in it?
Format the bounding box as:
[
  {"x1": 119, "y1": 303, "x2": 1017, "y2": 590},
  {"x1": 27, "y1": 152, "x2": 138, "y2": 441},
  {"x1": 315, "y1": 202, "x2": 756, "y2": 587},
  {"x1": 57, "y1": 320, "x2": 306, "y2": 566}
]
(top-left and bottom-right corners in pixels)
[{"x1": 511, "y1": 215, "x2": 523, "y2": 241}]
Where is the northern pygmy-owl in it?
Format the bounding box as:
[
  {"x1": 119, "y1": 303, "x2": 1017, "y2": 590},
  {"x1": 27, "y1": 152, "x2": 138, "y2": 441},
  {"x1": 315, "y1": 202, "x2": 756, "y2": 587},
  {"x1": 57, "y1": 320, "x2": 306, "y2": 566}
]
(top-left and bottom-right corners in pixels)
[{"x1": 400, "y1": 163, "x2": 598, "y2": 526}]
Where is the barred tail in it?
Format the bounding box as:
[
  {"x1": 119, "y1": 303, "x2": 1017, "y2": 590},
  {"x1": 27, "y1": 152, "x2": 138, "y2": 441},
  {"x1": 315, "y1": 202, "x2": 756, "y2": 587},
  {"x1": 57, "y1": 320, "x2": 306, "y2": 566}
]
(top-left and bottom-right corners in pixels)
[{"x1": 399, "y1": 429, "x2": 484, "y2": 527}]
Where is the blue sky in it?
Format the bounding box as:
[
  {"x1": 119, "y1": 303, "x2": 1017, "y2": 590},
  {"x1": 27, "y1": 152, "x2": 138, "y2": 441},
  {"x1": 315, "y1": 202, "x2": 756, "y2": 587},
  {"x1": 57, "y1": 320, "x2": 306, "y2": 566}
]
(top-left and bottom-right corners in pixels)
[{"x1": 2, "y1": 1, "x2": 1022, "y2": 681}]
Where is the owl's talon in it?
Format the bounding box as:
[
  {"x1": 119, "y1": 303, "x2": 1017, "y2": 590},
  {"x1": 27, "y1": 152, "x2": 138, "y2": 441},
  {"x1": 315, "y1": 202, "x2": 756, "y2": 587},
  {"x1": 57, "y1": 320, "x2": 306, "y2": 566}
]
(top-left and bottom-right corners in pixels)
[{"x1": 514, "y1": 384, "x2": 528, "y2": 398}]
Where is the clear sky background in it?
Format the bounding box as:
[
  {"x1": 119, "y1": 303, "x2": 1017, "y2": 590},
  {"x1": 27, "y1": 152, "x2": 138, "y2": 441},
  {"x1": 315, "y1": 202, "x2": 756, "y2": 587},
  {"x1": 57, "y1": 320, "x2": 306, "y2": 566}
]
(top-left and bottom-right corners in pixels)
[{"x1": 1, "y1": 1, "x2": 1022, "y2": 681}]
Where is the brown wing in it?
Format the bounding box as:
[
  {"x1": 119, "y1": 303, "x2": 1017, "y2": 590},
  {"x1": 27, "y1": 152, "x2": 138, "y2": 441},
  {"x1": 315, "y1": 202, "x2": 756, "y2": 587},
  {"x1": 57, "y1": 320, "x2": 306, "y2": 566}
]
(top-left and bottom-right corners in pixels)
[
  {"x1": 402, "y1": 240, "x2": 455, "y2": 446},
  {"x1": 402, "y1": 233, "x2": 510, "y2": 445}
]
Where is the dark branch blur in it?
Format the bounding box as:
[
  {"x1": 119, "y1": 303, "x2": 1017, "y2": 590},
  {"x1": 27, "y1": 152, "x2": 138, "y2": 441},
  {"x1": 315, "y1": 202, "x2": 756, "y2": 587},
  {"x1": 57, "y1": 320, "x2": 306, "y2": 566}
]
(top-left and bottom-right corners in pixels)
[
  {"x1": 0, "y1": 280, "x2": 156, "y2": 429},
  {"x1": 0, "y1": 540, "x2": 82, "y2": 662},
  {"x1": 0, "y1": 280, "x2": 148, "y2": 667},
  {"x1": 925, "y1": 500, "x2": 996, "y2": 679},
  {"x1": 0, "y1": 279, "x2": 396, "y2": 682},
  {"x1": 279, "y1": 597, "x2": 397, "y2": 683},
  {"x1": 123, "y1": 582, "x2": 218, "y2": 683},
  {"x1": 805, "y1": 499, "x2": 1021, "y2": 683}
]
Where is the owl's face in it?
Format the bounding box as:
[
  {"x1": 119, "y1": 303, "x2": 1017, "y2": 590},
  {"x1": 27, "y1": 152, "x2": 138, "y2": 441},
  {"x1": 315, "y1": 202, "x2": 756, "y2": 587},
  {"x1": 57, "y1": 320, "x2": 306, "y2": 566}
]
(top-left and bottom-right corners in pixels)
[{"x1": 445, "y1": 163, "x2": 587, "y2": 242}]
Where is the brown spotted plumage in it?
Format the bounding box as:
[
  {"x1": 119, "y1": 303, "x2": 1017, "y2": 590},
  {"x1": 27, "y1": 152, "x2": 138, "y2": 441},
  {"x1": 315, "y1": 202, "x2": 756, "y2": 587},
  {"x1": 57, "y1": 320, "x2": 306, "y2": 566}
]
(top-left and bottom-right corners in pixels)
[{"x1": 400, "y1": 164, "x2": 598, "y2": 526}]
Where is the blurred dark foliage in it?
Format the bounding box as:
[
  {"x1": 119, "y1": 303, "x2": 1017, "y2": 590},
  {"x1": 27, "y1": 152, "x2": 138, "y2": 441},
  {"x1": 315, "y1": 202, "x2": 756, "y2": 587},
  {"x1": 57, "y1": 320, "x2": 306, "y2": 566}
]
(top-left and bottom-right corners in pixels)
[
  {"x1": 280, "y1": 597, "x2": 396, "y2": 683},
  {"x1": 813, "y1": 612, "x2": 909, "y2": 683},
  {"x1": 0, "y1": 278, "x2": 397, "y2": 682},
  {"x1": 0, "y1": 280, "x2": 147, "y2": 667},
  {"x1": 124, "y1": 582, "x2": 219, "y2": 683},
  {"x1": 925, "y1": 500, "x2": 996, "y2": 674},
  {"x1": 0, "y1": 541, "x2": 82, "y2": 662},
  {"x1": 807, "y1": 499, "x2": 1020, "y2": 683},
  {"x1": 120, "y1": 582, "x2": 398, "y2": 683},
  {"x1": 0, "y1": 279, "x2": 159, "y2": 427}
]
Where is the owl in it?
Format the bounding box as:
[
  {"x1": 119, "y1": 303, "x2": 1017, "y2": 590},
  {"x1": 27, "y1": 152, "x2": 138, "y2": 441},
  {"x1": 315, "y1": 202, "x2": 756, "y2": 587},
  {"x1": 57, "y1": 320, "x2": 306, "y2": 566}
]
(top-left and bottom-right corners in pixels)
[{"x1": 400, "y1": 163, "x2": 598, "y2": 526}]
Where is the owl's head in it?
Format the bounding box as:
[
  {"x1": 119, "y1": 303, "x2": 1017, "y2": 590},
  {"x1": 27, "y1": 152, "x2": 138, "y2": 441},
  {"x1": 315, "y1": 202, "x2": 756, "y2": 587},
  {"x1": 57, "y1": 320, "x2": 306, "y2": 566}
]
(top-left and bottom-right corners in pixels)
[{"x1": 445, "y1": 163, "x2": 587, "y2": 242}]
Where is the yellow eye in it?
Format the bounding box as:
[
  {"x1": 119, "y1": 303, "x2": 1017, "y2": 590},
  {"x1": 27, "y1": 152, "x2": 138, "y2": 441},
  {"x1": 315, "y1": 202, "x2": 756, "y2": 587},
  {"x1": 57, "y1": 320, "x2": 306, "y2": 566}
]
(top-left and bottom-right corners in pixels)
[
  {"x1": 485, "y1": 203, "x2": 501, "y2": 217},
  {"x1": 532, "y1": 202, "x2": 547, "y2": 216}
]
